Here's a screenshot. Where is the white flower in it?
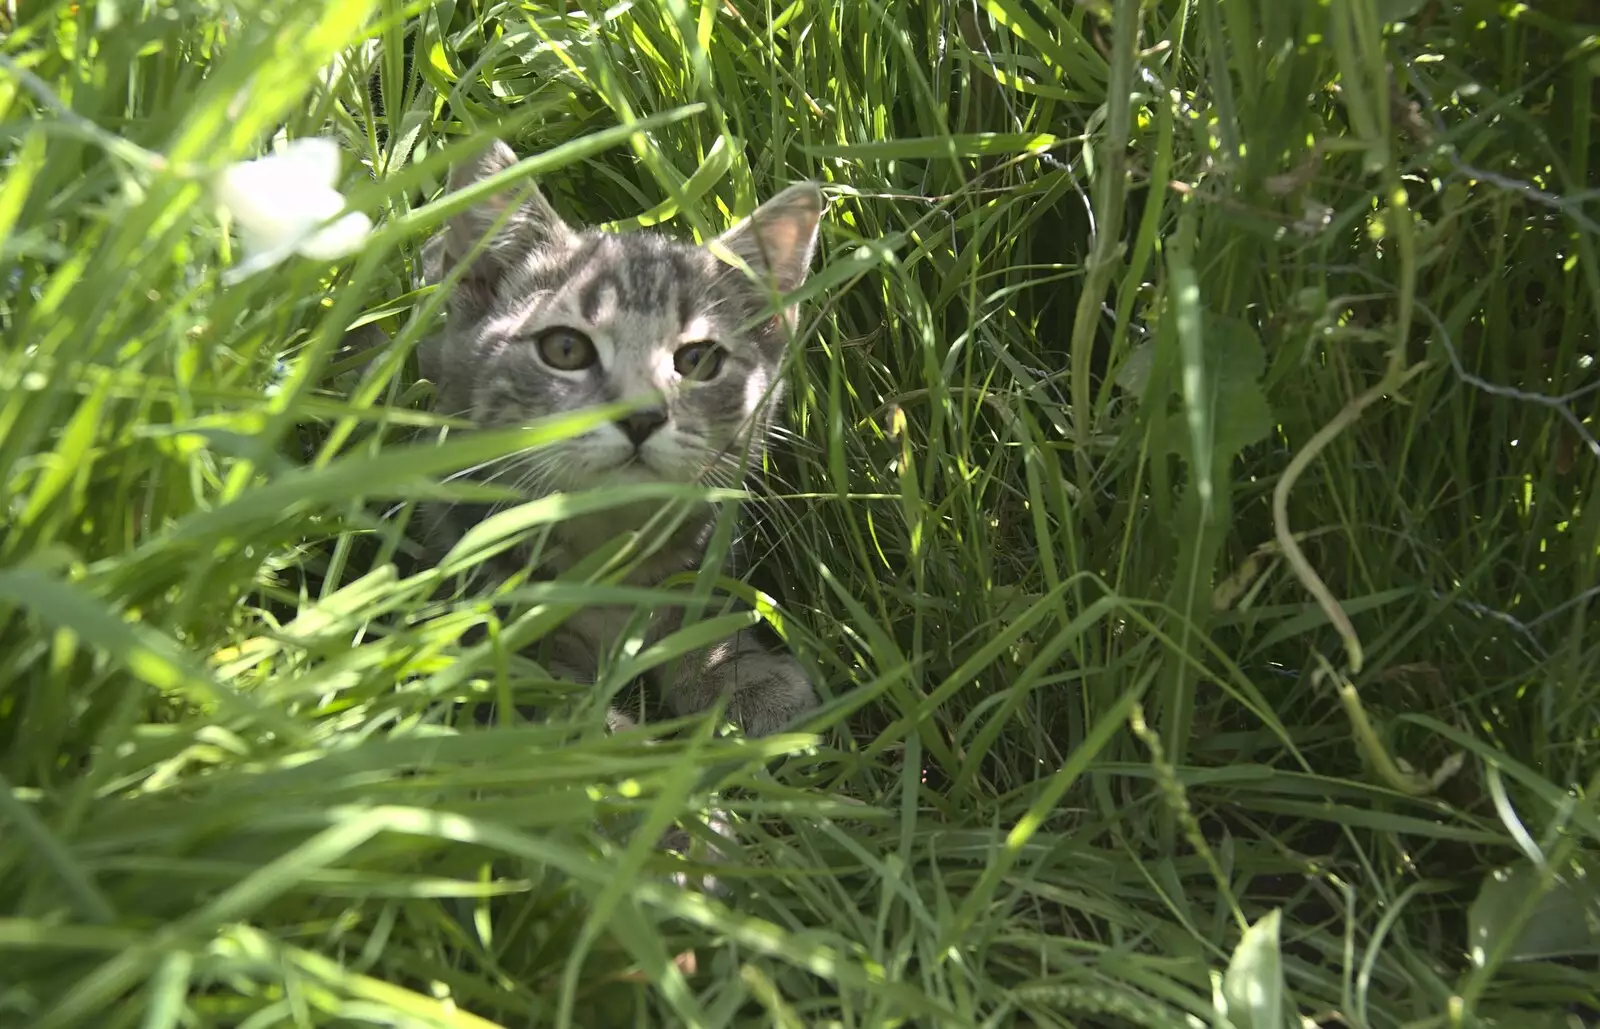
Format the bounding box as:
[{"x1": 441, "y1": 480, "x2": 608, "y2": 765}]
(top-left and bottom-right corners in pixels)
[{"x1": 215, "y1": 137, "x2": 372, "y2": 283}]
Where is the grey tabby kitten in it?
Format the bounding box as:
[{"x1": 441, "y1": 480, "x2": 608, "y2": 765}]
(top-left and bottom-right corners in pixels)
[{"x1": 417, "y1": 139, "x2": 823, "y2": 738}]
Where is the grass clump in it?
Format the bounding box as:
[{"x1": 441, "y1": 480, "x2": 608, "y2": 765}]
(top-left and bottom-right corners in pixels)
[{"x1": 2, "y1": 0, "x2": 1599, "y2": 1026}]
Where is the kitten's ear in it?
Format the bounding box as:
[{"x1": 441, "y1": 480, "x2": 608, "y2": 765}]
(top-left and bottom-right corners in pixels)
[
  {"x1": 426, "y1": 139, "x2": 576, "y2": 315},
  {"x1": 713, "y1": 182, "x2": 825, "y2": 299}
]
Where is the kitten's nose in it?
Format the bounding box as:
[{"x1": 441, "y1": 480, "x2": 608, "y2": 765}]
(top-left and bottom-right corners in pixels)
[{"x1": 616, "y1": 409, "x2": 668, "y2": 446}]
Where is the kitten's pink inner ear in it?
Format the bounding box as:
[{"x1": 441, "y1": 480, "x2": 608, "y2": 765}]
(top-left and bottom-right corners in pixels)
[
  {"x1": 717, "y1": 183, "x2": 825, "y2": 294},
  {"x1": 752, "y1": 208, "x2": 811, "y2": 263}
]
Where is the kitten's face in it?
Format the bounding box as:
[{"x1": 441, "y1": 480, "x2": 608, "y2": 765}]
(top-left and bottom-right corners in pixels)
[{"x1": 421, "y1": 141, "x2": 824, "y2": 495}]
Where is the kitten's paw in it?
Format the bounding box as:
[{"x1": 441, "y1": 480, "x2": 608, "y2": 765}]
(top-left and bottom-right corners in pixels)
[
  {"x1": 674, "y1": 648, "x2": 818, "y2": 737},
  {"x1": 659, "y1": 811, "x2": 733, "y2": 897},
  {"x1": 605, "y1": 706, "x2": 636, "y2": 733}
]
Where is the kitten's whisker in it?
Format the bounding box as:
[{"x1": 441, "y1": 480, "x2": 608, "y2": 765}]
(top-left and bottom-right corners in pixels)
[
  {"x1": 490, "y1": 450, "x2": 562, "y2": 514},
  {"x1": 763, "y1": 424, "x2": 821, "y2": 453},
  {"x1": 747, "y1": 465, "x2": 801, "y2": 498},
  {"x1": 703, "y1": 464, "x2": 745, "y2": 493},
  {"x1": 704, "y1": 448, "x2": 799, "y2": 499},
  {"x1": 399, "y1": 452, "x2": 522, "y2": 523},
  {"x1": 694, "y1": 449, "x2": 762, "y2": 494},
  {"x1": 441, "y1": 450, "x2": 526, "y2": 486},
  {"x1": 742, "y1": 498, "x2": 816, "y2": 573},
  {"x1": 440, "y1": 446, "x2": 559, "y2": 521}
]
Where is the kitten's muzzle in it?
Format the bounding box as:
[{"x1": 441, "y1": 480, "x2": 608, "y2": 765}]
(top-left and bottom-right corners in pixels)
[{"x1": 616, "y1": 409, "x2": 668, "y2": 446}]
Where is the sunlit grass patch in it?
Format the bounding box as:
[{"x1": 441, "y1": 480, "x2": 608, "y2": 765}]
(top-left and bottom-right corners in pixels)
[{"x1": 1, "y1": 0, "x2": 1597, "y2": 1026}]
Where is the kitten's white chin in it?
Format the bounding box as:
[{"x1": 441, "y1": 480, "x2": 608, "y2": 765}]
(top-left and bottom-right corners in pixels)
[
  {"x1": 578, "y1": 450, "x2": 688, "y2": 487},
  {"x1": 601, "y1": 460, "x2": 667, "y2": 484},
  {"x1": 561, "y1": 438, "x2": 695, "y2": 489}
]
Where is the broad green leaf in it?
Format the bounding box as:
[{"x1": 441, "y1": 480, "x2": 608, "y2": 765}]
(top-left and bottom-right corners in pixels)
[
  {"x1": 1142, "y1": 292, "x2": 1274, "y2": 472},
  {"x1": 438, "y1": 482, "x2": 743, "y2": 577},
  {"x1": 1374, "y1": 0, "x2": 1427, "y2": 24},
  {"x1": 1114, "y1": 340, "x2": 1155, "y2": 397},
  {"x1": 806, "y1": 133, "x2": 1061, "y2": 160},
  {"x1": 144, "y1": 408, "x2": 638, "y2": 554},
  {"x1": 1220, "y1": 909, "x2": 1285, "y2": 1029},
  {"x1": 1199, "y1": 315, "x2": 1274, "y2": 460},
  {"x1": 1474, "y1": 1007, "x2": 1592, "y2": 1029},
  {"x1": 604, "y1": 133, "x2": 737, "y2": 232},
  {"x1": 978, "y1": 0, "x2": 1106, "y2": 84},
  {"x1": 1469, "y1": 857, "x2": 1600, "y2": 966}
]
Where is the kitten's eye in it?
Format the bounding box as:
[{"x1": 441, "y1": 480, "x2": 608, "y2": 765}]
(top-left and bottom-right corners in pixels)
[
  {"x1": 534, "y1": 328, "x2": 597, "y2": 371},
  {"x1": 673, "y1": 341, "x2": 727, "y2": 382}
]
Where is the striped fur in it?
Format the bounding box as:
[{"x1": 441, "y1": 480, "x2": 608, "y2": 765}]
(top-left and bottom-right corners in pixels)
[{"x1": 419, "y1": 139, "x2": 823, "y2": 737}]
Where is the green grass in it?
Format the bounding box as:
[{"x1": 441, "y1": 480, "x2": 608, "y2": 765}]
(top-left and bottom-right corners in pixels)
[{"x1": 3, "y1": 0, "x2": 1599, "y2": 1025}]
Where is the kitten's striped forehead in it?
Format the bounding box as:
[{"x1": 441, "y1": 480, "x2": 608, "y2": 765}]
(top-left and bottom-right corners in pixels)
[{"x1": 511, "y1": 232, "x2": 729, "y2": 334}]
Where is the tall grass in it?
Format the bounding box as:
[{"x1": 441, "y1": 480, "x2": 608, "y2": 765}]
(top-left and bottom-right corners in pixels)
[{"x1": 2, "y1": 0, "x2": 1597, "y2": 1025}]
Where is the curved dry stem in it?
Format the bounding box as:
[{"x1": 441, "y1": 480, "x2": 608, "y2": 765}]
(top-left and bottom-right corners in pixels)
[
  {"x1": 1272, "y1": 361, "x2": 1430, "y2": 676},
  {"x1": 1318, "y1": 653, "x2": 1465, "y2": 797}
]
